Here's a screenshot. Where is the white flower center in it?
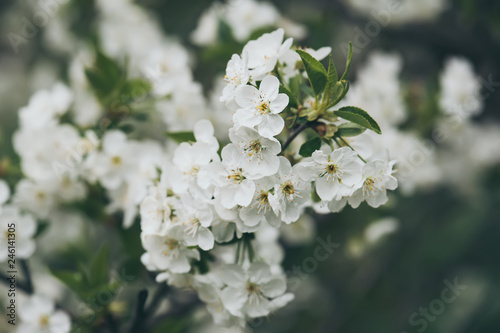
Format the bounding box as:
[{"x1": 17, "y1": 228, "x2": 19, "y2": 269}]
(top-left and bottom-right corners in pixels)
[
  {"x1": 319, "y1": 163, "x2": 342, "y2": 182},
  {"x1": 363, "y1": 177, "x2": 383, "y2": 195},
  {"x1": 244, "y1": 140, "x2": 264, "y2": 159},
  {"x1": 281, "y1": 180, "x2": 302, "y2": 202},
  {"x1": 256, "y1": 101, "x2": 270, "y2": 115},
  {"x1": 39, "y1": 315, "x2": 49, "y2": 328},
  {"x1": 162, "y1": 238, "x2": 180, "y2": 257},
  {"x1": 252, "y1": 190, "x2": 271, "y2": 214},
  {"x1": 227, "y1": 168, "x2": 245, "y2": 184}
]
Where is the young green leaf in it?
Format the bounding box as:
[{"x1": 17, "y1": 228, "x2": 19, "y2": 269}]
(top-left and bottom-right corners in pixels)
[
  {"x1": 327, "y1": 54, "x2": 338, "y2": 84},
  {"x1": 289, "y1": 74, "x2": 302, "y2": 100},
  {"x1": 119, "y1": 79, "x2": 152, "y2": 102},
  {"x1": 88, "y1": 244, "x2": 110, "y2": 287},
  {"x1": 329, "y1": 81, "x2": 345, "y2": 108},
  {"x1": 336, "y1": 123, "x2": 367, "y2": 137},
  {"x1": 279, "y1": 85, "x2": 298, "y2": 109},
  {"x1": 51, "y1": 270, "x2": 85, "y2": 293},
  {"x1": 340, "y1": 42, "x2": 353, "y2": 81},
  {"x1": 95, "y1": 52, "x2": 122, "y2": 85},
  {"x1": 296, "y1": 50, "x2": 327, "y2": 97},
  {"x1": 334, "y1": 106, "x2": 382, "y2": 134},
  {"x1": 85, "y1": 52, "x2": 124, "y2": 103},
  {"x1": 299, "y1": 137, "x2": 322, "y2": 157},
  {"x1": 165, "y1": 131, "x2": 196, "y2": 143}
]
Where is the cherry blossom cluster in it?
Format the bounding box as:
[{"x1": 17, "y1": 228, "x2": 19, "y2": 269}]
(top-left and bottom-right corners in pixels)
[{"x1": 138, "y1": 28, "x2": 398, "y2": 329}]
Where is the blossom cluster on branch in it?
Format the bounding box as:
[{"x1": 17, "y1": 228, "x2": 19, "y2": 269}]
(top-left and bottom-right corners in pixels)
[{"x1": 138, "y1": 28, "x2": 397, "y2": 328}]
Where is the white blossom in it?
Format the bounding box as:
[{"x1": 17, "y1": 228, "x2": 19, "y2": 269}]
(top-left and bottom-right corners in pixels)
[
  {"x1": 219, "y1": 262, "x2": 292, "y2": 318},
  {"x1": 296, "y1": 147, "x2": 363, "y2": 201},
  {"x1": 228, "y1": 126, "x2": 281, "y2": 178},
  {"x1": 234, "y1": 75, "x2": 289, "y2": 138},
  {"x1": 221, "y1": 54, "x2": 250, "y2": 103},
  {"x1": 0, "y1": 206, "x2": 37, "y2": 262},
  {"x1": 348, "y1": 160, "x2": 398, "y2": 208},
  {"x1": 269, "y1": 157, "x2": 310, "y2": 224},
  {"x1": 242, "y1": 28, "x2": 293, "y2": 80},
  {"x1": 18, "y1": 295, "x2": 71, "y2": 333},
  {"x1": 141, "y1": 225, "x2": 200, "y2": 274}
]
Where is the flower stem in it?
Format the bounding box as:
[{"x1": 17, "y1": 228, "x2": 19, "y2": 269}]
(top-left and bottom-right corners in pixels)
[
  {"x1": 281, "y1": 122, "x2": 309, "y2": 153},
  {"x1": 337, "y1": 136, "x2": 367, "y2": 163}
]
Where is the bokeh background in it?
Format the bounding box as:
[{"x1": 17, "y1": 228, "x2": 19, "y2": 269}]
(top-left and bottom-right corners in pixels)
[{"x1": 1, "y1": 1, "x2": 499, "y2": 332}]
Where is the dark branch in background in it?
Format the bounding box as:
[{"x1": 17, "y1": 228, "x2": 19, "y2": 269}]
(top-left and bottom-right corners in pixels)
[
  {"x1": 0, "y1": 270, "x2": 32, "y2": 294},
  {"x1": 0, "y1": 261, "x2": 77, "y2": 321},
  {"x1": 20, "y1": 260, "x2": 33, "y2": 294},
  {"x1": 147, "y1": 292, "x2": 200, "y2": 331},
  {"x1": 128, "y1": 289, "x2": 149, "y2": 333},
  {"x1": 129, "y1": 284, "x2": 169, "y2": 333},
  {"x1": 281, "y1": 122, "x2": 310, "y2": 153},
  {"x1": 104, "y1": 311, "x2": 119, "y2": 333}
]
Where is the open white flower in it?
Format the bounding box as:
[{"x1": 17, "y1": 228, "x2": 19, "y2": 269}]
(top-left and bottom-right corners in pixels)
[
  {"x1": 242, "y1": 28, "x2": 292, "y2": 80},
  {"x1": 13, "y1": 179, "x2": 56, "y2": 219},
  {"x1": 296, "y1": 147, "x2": 363, "y2": 201},
  {"x1": 269, "y1": 157, "x2": 310, "y2": 224},
  {"x1": 175, "y1": 193, "x2": 215, "y2": 251},
  {"x1": 234, "y1": 75, "x2": 288, "y2": 138},
  {"x1": 18, "y1": 83, "x2": 73, "y2": 130},
  {"x1": 228, "y1": 126, "x2": 281, "y2": 178},
  {"x1": 18, "y1": 295, "x2": 71, "y2": 333},
  {"x1": 225, "y1": 0, "x2": 280, "y2": 42},
  {"x1": 170, "y1": 120, "x2": 220, "y2": 198},
  {"x1": 0, "y1": 206, "x2": 37, "y2": 262},
  {"x1": 439, "y1": 57, "x2": 482, "y2": 118},
  {"x1": 208, "y1": 144, "x2": 256, "y2": 209},
  {"x1": 141, "y1": 43, "x2": 191, "y2": 97},
  {"x1": 239, "y1": 176, "x2": 281, "y2": 228},
  {"x1": 84, "y1": 130, "x2": 134, "y2": 190},
  {"x1": 219, "y1": 262, "x2": 290, "y2": 318},
  {"x1": 348, "y1": 160, "x2": 398, "y2": 208},
  {"x1": 221, "y1": 54, "x2": 250, "y2": 103},
  {"x1": 141, "y1": 225, "x2": 200, "y2": 274}
]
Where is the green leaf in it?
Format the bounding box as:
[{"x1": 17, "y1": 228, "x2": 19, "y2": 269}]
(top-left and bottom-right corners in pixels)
[
  {"x1": 299, "y1": 137, "x2": 322, "y2": 157},
  {"x1": 88, "y1": 244, "x2": 110, "y2": 287},
  {"x1": 300, "y1": 85, "x2": 315, "y2": 98},
  {"x1": 323, "y1": 54, "x2": 339, "y2": 105},
  {"x1": 336, "y1": 123, "x2": 367, "y2": 137},
  {"x1": 165, "y1": 131, "x2": 196, "y2": 143},
  {"x1": 329, "y1": 81, "x2": 346, "y2": 108},
  {"x1": 119, "y1": 79, "x2": 152, "y2": 102},
  {"x1": 95, "y1": 52, "x2": 122, "y2": 84},
  {"x1": 289, "y1": 74, "x2": 302, "y2": 99},
  {"x1": 334, "y1": 106, "x2": 382, "y2": 134},
  {"x1": 340, "y1": 42, "x2": 353, "y2": 81},
  {"x1": 217, "y1": 19, "x2": 233, "y2": 43},
  {"x1": 279, "y1": 85, "x2": 298, "y2": 108},
  {"x1": 296, "y1": 49, "x2": 327, "y2": 97},
  {"x1": 85, "y1": 52, "x2": 123, "y2": 103},
  {"x1": 51, "y1": 270, "x2": 85, "y2": 293},
  {"x1": 325, "y1": 54, "x2": 338, "y2": 92},
  {"x1": 118, "y1": 123, "x2": 135, "y2": 133}
]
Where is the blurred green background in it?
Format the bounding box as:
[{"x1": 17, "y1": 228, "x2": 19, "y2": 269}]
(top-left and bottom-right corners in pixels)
[{"x1": 1, "y1": 1, "x2": 499, "y2": 332}]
